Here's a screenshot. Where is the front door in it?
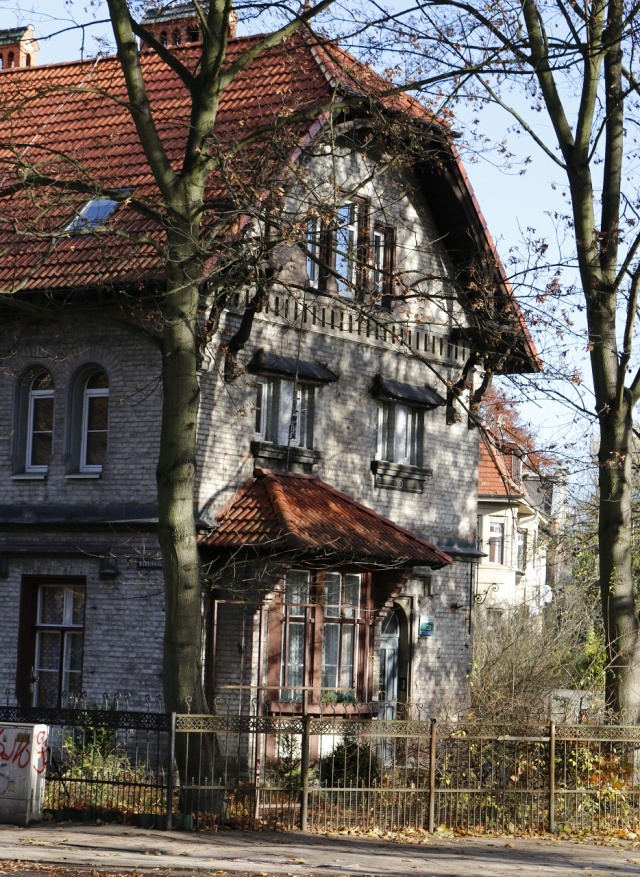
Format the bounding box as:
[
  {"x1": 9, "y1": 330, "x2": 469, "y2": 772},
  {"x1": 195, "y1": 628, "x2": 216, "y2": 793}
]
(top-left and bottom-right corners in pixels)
[{"x1": 379, "y1": 607, "x2": 400, "y2": 718}]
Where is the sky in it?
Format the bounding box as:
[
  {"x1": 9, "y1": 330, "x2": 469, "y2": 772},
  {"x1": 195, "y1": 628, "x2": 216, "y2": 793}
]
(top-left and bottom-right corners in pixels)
[{"x1": 2, "y1": 0, "x2": 592, "y2": 460}]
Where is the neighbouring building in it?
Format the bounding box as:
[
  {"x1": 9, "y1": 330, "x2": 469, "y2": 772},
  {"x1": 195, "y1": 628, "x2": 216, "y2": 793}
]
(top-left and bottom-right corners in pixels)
[
  {"x1": 476, "y1": 437, "x2": 554, "y2": 615},
  {"x1": 0, "y1": 8, "x2": 539, "y2": 720}
]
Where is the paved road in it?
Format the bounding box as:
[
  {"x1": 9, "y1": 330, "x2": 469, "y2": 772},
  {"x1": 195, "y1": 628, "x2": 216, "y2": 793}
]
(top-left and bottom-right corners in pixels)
[{"x1": 1, "y1": 823, "x2": 640, "y2": 876}]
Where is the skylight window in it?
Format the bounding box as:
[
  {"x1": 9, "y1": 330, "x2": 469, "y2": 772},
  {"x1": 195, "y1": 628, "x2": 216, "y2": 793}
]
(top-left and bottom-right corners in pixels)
[{"x1": 64, "y1": 190, "x2": 131, "y2": 234}]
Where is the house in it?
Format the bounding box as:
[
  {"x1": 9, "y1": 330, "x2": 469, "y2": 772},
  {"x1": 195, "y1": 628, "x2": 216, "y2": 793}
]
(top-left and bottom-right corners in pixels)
[
  {"x1": 476, "y1": 437, "x2": 553, "y2": 614},
  {"x1": 0, "y1": 24, "x2": 38, "y2": 69},
  {"x1": 0, "y1": 9, "x2": 539, "y2": 720}
]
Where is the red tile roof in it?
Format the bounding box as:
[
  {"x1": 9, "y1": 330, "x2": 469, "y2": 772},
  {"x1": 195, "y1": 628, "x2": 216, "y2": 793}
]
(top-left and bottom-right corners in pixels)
[
  {"x1": 202, "y1": 468, "x2": 452, "y2": 568},
  {"x1": 0, "y1": 29, "x2": 538, "y2": 372},
  {"x1": 478, "y1": 438, "x2": 524, "y2": 498}
]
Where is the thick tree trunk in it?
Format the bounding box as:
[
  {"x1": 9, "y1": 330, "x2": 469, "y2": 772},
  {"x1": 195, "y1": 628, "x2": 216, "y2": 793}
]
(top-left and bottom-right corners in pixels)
[
  {"x1": 598, "y1": 399, "x2": 640, "y2": 721},
  {"x1": 157, "y1": 224, "x2": 208, "y2": 718}
]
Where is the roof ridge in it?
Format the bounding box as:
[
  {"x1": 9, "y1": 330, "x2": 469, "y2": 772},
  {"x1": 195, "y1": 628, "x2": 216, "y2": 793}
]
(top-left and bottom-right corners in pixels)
[{"x1": 262, "y1": 470, "x2": 307, "y2": 551}]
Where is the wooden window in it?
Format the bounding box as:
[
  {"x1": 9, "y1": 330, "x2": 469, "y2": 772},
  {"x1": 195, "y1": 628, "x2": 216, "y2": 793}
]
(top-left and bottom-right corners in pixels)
[{"x1": 268, "y1": 570, "x2": 370, "y2": 705}]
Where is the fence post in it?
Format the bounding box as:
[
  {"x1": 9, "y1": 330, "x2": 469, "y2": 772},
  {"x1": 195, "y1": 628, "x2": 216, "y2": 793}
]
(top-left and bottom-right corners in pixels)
[
  {"x1": 300, "y1": 714, "x2": 311, "y2": 832},
  {"x1": 428, "y1": 718, "x2": 437, "y2": 833},
  {"x1": 166, "y1": 712, "x2": 176, "y2": 831},
  {"x1": 548, "y1": 720, "x2": 555, "y2": 835}
]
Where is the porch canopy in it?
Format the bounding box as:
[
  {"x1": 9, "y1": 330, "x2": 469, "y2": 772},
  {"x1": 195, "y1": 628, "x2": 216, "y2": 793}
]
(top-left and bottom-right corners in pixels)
[{"x1": 201, "y1": 468, "x2": 452, "y2": 569}]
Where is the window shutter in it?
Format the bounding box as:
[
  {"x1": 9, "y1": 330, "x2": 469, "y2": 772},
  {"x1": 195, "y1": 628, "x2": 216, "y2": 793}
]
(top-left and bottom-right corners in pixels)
[
  {"x1": 414, "y1": 409, "x2": 425, "y2": 467},
  {"x1": 382, "y1": 225, "x2": 396, "y2": 309},
  {"x1": 356, "y1": 197, "x2": 370, "y2": 299}
]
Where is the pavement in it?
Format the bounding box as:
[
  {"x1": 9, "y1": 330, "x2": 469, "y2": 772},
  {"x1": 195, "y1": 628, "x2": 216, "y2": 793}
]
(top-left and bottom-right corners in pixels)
[{"x1": 1, "y1": 823, "x2": 640, "y2": 877}]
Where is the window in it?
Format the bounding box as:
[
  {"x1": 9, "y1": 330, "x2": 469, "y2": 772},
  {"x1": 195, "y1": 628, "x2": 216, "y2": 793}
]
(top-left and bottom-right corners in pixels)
[
  {"x1": 276, "y1": 570, "x2": 366, "y2": 703},
  {"x1": 81, "y1": 370, "x2": 109, "y2": 471},
  {"x1": 335, "y1": 202, "x2": 359, "y2": 298},
  {"x1": 373, "y1": 224, "x2": 395, "y2": 308},
  {"x1": 376, "y1": 401, "x2": 424, "y2": 467},
  {"x1": 517, "y1": 529, "x2": 528, "y2": 571},
  {"x1": 489, "y1": 519, "x2": 505, "y2": 564},
  {"x1": 306, "y1": 217, "x2": 321, "y2": 287},
  {"x1": 255, "y1": 378, "x2": 314, "y2": 449},
  {"x1": 26, "y1": 369, "x2": 54, "y2": 473},
  {"x1": 33, "y1": 582, "x2": 85, "y2": 707},
  {"x1": 303, "y1": 198, "x2": 378, "y2": 300},
  {"x1": 13, "y1": 367, "x2": 54, "y2": 476},
  {"x1": 68, "y1": 366, "x2": 109, "y2": 474},
  {"x1": 65, "y1": 190, "x2": 131, "y2": 234}
]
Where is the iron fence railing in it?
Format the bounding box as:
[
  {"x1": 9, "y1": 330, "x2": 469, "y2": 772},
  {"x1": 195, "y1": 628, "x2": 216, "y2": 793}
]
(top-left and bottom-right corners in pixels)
[{"x1": 3, "y1": 695, "x2": 640, "y2": 834}]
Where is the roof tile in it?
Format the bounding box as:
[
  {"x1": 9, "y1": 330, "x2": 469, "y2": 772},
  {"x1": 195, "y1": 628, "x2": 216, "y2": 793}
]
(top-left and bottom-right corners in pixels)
[{"x1": 203, "y1": 468, "x2": 452, "y2": 568}]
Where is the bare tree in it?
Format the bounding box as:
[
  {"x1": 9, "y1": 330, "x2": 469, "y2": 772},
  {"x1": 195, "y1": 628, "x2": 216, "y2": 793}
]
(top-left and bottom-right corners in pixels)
[{"x1": 382, "y1": 0, "x2": 640, "y2": 720}]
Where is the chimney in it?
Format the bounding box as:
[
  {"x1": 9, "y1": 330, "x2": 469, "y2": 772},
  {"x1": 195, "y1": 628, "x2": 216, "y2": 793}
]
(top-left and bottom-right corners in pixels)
[
  {"x1": 0, "y1": 24, "x2": 39, "y2": 69},
  {"x1": 140, "y1": 3, "x2": 238, "y2": 51}
]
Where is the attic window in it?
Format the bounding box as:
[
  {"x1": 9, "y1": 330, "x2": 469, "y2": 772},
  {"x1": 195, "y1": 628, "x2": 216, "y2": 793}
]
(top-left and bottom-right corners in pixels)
[{"x1": 64, "y1": 191, "x2": 131, "y2": 234}]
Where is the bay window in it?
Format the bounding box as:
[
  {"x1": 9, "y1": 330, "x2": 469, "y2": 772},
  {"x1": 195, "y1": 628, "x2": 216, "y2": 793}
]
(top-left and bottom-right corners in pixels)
[{"x1": 274, "y1": 570, "x2": 368, "y2": 704}]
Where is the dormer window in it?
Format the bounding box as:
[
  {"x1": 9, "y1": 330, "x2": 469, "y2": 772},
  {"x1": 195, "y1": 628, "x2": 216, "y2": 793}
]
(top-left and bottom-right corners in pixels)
[{"x1": 64, "y1": 190, "x2": 131, "y2": 234}]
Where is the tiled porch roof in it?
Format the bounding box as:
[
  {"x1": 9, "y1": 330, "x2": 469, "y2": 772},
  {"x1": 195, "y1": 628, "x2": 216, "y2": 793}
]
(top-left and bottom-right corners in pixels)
[{"x1": 202, "y1": 468, "x2": 452, "y2": 568}]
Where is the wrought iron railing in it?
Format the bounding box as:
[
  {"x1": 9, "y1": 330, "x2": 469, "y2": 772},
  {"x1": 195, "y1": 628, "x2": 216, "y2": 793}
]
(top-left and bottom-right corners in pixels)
[{"x1": 3, "y1": 694, "x2": 640, "y2": 835}]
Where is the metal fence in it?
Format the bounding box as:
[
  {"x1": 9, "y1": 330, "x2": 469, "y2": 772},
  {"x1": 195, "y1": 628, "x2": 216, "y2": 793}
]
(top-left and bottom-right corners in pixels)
[{"x1": 3, "y1": 697, "x2": 640, "y2": 834}]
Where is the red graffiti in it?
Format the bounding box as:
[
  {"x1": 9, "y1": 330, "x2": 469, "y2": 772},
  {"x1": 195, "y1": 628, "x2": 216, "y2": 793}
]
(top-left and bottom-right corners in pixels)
[{"x1": 0, "y1": 728, "x2": 48, "y2": 773}]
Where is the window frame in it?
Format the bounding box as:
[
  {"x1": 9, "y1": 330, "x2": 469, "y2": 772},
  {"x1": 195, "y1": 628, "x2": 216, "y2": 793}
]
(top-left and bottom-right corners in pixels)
[
  {"x1": 488, "y1": 518, "x2": 505, "y2": 564},
  {"x1": 17, "y1": 577, "x2": 86, "y2": 709},
  {"x1": 270, "y1": 570, "x2": 370, "y2": 706},
  {"x1": 64, "y1": 188, "x2": 132, "y2": 235},
  {"x1": 372, "y1": 222, "x2": 395, "y2": 309},
  {"x1": 254, "y1": 377, "x2": 315, "y2": 450},
  {"x1": 66, "y1": 365, "x2": 110, "y2": 476},
  {"x1": 376, "y1": 400, "x2": 424, "y2": 468}
]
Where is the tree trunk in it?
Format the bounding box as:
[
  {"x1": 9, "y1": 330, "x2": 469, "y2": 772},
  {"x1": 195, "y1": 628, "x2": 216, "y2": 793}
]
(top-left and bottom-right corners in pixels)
[
  {"x1": 157, "y1": 223, "x2": 207, "y2": 718},
  {"x1": 598, "y1": 397, "x2": 640, "y2": 721}
]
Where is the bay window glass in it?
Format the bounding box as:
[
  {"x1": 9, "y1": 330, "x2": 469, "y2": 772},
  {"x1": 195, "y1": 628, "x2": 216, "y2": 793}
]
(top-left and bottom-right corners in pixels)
[{"x1": 277, "y1": 571, "x2": 365, "y2": 703}]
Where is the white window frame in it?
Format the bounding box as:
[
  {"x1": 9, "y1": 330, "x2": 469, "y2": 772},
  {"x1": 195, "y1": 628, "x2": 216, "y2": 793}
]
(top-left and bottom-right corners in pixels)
[
  {"x1": 80, "y1": 376, "x2": 109, "y2": 473},
  {"x1": 488, "y1": 518, "x2": 505, "y2": 564},
  {"x1": 376, "y1": 401, "x2": 423, "y2": 467},
  {"x1": 255, "y1": 377, "x2": 314, "y2": 449},
  {"x1": 335, "y1": 201, "x2": 359, "y2": 298},
  {"x1": 25, "y1": 373, "x2": 54, "y2": 473},
  {"x1": 306, "y1": 217, "x2": 320, "y2": 287}
]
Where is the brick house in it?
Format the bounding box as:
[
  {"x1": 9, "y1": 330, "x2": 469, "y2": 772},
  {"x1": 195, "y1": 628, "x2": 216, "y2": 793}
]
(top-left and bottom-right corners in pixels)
[{"x1": 0, "y1": 13, "x2": 539, "y2": 719}]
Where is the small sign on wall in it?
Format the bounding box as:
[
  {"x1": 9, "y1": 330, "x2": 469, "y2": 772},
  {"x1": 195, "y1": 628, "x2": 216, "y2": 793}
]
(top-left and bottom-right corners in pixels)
[{"x1": 419, "y1": 615, "x2": 435, "y2": 637}]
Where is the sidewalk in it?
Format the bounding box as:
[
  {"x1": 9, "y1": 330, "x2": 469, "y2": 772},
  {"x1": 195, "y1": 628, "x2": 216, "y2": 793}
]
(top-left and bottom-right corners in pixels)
[{"x1": 1, "y1": 823, "x2": 640, "y2": 877}]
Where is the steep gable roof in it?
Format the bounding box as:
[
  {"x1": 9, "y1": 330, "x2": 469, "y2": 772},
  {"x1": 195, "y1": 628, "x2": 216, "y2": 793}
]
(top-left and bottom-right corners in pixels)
[
  {"x1": 202, "y1": 468, "x2": 452, "y2": 568},
  {"x1": 0, "y1": 29, "x2": 539, "y2": 372}
]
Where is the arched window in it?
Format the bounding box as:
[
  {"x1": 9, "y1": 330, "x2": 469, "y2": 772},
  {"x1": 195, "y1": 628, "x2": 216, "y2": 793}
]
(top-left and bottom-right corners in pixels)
[
  {"x1": 159, "y1": 30, "x2": 168, "y2": 46},
  {"x1": 7, "y1": 51, "x2": 15, "y2": 68},
  {"x1": 80, "y1": 369, "x2": 109, "y2": 472},
  {"x1": 21, "y1": 368, "x2": 53, "y2": 473},
  {"x1": 0, "y1": 54, "x2": 4, "y2": 69},
  {"x1": 25, "y1": 54, "x2": 31, "y2": 67},
  {"x1": 172, "y1": 29, "x2": 181, "y2": 45}
]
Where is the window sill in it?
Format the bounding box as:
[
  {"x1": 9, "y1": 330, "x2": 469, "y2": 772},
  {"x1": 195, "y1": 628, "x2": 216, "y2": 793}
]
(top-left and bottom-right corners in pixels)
[
  {"x1": 251, "y1": 441, "x2": 321, "y2": 474},
  {"x1": 371, "y1": 460, "x2": 433, "y2": 494},
  {"x1": 65, "y1": 472, "x2": 102, "y2": 480},
  {"x1": 12, "y1": 472, "x2": 47, "y2": 481}
]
